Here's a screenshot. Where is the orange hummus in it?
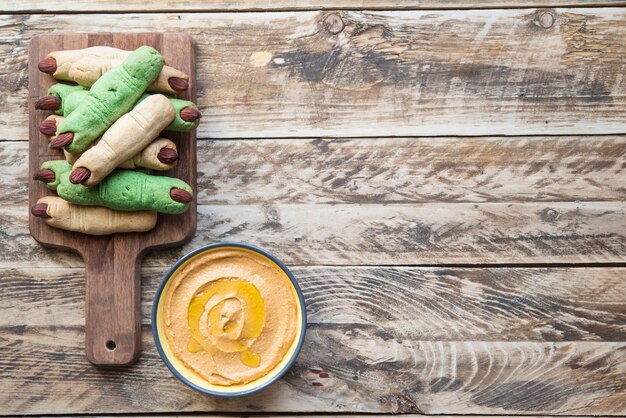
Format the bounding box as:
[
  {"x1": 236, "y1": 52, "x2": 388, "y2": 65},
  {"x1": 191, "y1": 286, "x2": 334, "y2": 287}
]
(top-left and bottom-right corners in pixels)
[{"x1": 162, "y1": 247, "x2": 298, "y2": 386}]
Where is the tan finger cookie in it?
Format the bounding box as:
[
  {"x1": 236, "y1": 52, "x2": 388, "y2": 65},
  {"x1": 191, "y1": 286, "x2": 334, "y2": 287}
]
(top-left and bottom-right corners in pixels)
[
  {"x1": 65, "y1": 137, "x2": 177, "y2": 171},
  {"x1": 69, "y1": 94, "x2": 175, "y2": 187},
  {"x1": 32, "y1": 196, "x2": 157, "y2": 235},
  {"x1": 41, "y1": 46, "x2": 189, "y2": 94}
]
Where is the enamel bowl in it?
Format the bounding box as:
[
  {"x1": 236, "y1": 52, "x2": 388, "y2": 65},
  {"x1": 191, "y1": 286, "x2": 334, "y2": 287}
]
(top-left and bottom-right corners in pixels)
[{"x1": 152, "y1": 242, "x2": 307, "y2": 396}]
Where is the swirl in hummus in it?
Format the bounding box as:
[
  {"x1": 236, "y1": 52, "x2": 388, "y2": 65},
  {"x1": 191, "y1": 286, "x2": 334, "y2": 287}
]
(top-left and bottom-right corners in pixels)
[{"x1": 162, "y1": 247, "x2": 298, "y2": 386}]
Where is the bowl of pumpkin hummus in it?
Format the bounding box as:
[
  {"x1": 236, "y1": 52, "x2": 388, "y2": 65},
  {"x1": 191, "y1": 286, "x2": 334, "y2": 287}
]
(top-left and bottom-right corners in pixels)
[{"x1": 152, "y1": 242, "x2": 306, "y2": 396}]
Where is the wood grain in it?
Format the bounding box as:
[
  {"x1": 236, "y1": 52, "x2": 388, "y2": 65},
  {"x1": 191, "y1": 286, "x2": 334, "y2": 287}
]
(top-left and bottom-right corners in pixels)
[
  {"x1": 3, "y1": 202, "x2": 625, "y2": 267},
  {"x1": 3, "y1": 9, "x2": 626, "y2": 140},
  {"x1": 28, "y1": 33, "x2": 197, "y2": 366},
  {"x1": 2, "y1": 266, "x2": 624, "y2": 341},
  {"x1": 6, "y1": 135, "x2": 626, "y2": 205},
  {"x1": 3, "y1": 199, "x2": 626, "y2": 267},
  {"x1": 176, "y1": 201, "x2": 626, "y2": 265},
  {"x1": 196, "y1": 136, "x2": 626, "y2": 204},
  {"x1": 2, "y1": 265, "x2": 624, "y2": 414},
  {"x1": 3, "y1": 0, "x2": 626, "y2": 12},
  {"x1": 3, "y1": 137, "x2": 625, "y2": 266},
  {"x1": 4, "y1": 201, "x2": 625, "y2": 267},
  {"x1": 1, "y1": 327, "x2": 624, "y2": 414},
  {"x1": 3, "y1": 4, "x2": 626, "y2": 416}
]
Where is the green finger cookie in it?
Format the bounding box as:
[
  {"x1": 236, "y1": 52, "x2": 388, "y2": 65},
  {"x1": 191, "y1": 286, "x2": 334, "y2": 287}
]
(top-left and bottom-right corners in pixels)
[
  {"x1": 164, "y1": 97, "x2": 200, "y2": 132},
  {"x1": 40, "y1": 160, "x2": 73, "y2": 190},
  {"x1": 57, "y1": 46, "x2": 165, "y2": 154},
  {"x1": 48, "y1": 84, "x2": 88, "y2": 116},
  {"x1": 48, "y1": 84, "x2": 89, "y2": 115},
  {"x1": 60, "y1": 91, "x2": 200, "y2": 132},
  {"x1": 56, "y1": 169, "x2": 193, "y2": 214}
]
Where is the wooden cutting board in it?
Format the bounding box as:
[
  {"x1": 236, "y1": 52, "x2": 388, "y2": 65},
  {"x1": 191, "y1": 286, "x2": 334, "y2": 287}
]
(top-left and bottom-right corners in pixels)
[{"x1": 28, "y1": 33, "x2": 197, "y2": 367}]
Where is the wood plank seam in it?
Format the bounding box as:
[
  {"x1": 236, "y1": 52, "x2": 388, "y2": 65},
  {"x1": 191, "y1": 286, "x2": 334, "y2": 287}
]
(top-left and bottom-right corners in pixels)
[{"x1": 4, "y1": 2, "x2": 626, "y2": 13}]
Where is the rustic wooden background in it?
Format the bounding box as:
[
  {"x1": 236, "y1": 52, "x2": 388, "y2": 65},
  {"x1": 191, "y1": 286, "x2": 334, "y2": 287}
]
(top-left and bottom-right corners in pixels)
[{"x1": 1, "y1": 1, "x2": 625, "y2": 416}]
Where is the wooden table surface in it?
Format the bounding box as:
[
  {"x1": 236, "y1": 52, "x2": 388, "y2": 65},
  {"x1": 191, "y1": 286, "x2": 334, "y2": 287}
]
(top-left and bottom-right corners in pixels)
[{"x1": 1, "y1": 1, "x2": 625, "y2": 416}]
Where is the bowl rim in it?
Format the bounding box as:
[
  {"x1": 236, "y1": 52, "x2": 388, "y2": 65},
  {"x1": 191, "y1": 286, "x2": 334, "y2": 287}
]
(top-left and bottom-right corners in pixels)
[{"x1": 151, "y1": 241, "x2": 307, "y2": 397}]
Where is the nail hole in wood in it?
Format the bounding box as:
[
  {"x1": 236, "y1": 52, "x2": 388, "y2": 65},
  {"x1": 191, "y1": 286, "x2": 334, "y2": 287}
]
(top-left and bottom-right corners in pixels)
[{"x1": 105, "y1": 340, "x2": 116, "y2": 351}]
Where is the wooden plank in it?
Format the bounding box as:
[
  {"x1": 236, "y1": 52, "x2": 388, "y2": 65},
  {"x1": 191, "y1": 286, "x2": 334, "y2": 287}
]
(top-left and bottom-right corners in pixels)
[
  {"x1": 3, "y1": 9, "x2": 626, "y2": 140},
  {"x1": 197, "y1": 136, "x2": 626, "y2": 204},
  {"x1": 5, "y1": 136, "x2": 626, "y2": 266},
  {"x1": 3, "y1": 0, "x2": 626, "y2": 13},
  {"x1": 3, "y1": 200, "x2": 625, "y2": 267},
  {"x1": 2, "y1": 266, "x2": 625, "y2": 341},
  {"x1": 1, "y1": 327, "x2": 624, "y2": 414},
  {"x1": 5, "y1": 201, "x2": 626, "y2": 266},
  {"x1": 3, "y1": 265, "x2": 624, "y2": 414},
  {"x1": 8, "y1": 136, "x2": 625, "y2": 205},
  {"x1": 158, "y1": 201, "x2": 626, "y2": 265}
]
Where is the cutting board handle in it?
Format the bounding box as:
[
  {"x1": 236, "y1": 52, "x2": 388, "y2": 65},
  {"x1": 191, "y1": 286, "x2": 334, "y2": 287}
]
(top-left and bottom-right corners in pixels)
[{"x1": 83, "y1": 238, "x2": 142, "y2": 367}]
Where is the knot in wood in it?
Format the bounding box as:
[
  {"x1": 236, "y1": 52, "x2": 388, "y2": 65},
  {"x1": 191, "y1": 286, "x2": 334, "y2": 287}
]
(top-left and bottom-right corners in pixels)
[
  {"x1": 538, "y1": 11, "x2": 555, "y2": 29},
  {"x1": 324, "y1": 13, "x2": 345, "y2": 34},
  {"x1": 266, "y1": 207, "x2": 280, "y2": 222},
  {"x1": 540, "y1": 207, "x2": 560, "y2": 223}
]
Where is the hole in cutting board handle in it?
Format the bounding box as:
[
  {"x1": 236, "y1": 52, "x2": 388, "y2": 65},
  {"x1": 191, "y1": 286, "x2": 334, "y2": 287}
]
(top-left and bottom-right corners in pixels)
[{"x1": 105, "y1": 340, "x2": 116, "y2": 351}]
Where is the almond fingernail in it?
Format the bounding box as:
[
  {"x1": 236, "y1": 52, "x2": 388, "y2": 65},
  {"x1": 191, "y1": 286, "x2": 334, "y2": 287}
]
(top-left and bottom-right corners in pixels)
[
  {"x1": 170, "y1": 188, "x2": 193, "y2": 203},
  {"x1": 69, "y1": 167, "x2": 91, "y2": 184},
  {"x1": 157, "y1": 147, "x2": 178, "y2": 163},
  {"x1": 49, "y1": 132, "x2": 73, "y2": 149},
  {"x1": 168, "y1": 77, "x2": 189, "y2": 91},
  {"x1": 33, "y1": 169, "x2": 56, "y2": 183},
  {"x1": 40, "y1": 119, "x2": 57, "y2": 136},
  {"x1": 180, "y1": 107, "x2": 201, "y2": 122},
  {"x1": 31, "y1": 203, "x2": 51, "y2": 218},
  {"x1": 35, "y1": 96, "x2": 61, "y2": 111},
  {"x1": 38, "y1": 57, "x2": 57, "y2": 74}
]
